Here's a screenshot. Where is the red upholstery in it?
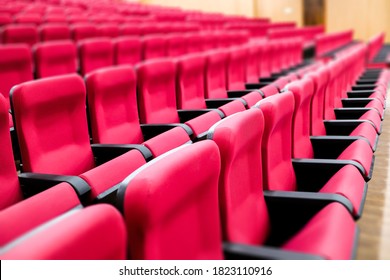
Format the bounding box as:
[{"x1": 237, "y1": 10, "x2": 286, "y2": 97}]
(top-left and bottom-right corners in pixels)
[
  {"x1": 70, "y1": 23, "x2": 97, "y2": 41},
  {"x1": 166, "y1": 34, "x2": 187, "y2": 57},
  {"x1": 113, "y1": 36, "x2": 142, "y2": 66},
  {"x1": 97, "y1": 24, "x2": 119, "y2": 38},
  {"x1": 242, "y1": 91, "x2": 263, "y2": 108},
  {"x1": 185, "y1": 32, "x2": 205, "y2": 53},
  {"x1": 246, "y1": 44, "x2": 261, "y2": 83},
  {"x1": 1, "y1": 203, "x2": 127, "y2": 260},
  {"x1": 184, "y1": 111, "x2": 222, "y2": 138},
  {"x1": 78, "y1": 38, "x2": 114, "y2": 75},
  {"x1": 204, "y1": 50, "x2": 228, "y2": 99},
  {"x1": 34, "y1": 40, "x2": 77, "y2": 78},
  {"x1": 218, "y1": 99, "x2": 246, "y2": 116},
  {"x1": 136, "y1": 59, "x2": 180, "y2": 124},
  {"x1": 176, "y1": 53, "x2": 207, "y2": 109},
  {"x1": 0, "y1": 44, "x2": 33, "y2": 109},
  {"x1": 141, "y1": 35, "x2": 167, "y2": 60},
  {"x1": 260, "y1": 84, "x2": 279, "y2": 98},
  {"x1": 0, "y1": 24, "x2": 38, "y2": 46},
  {"x1": 38, "y1": 23, "x2": 71, "y2": 42},
  {"x1": 143, "y1": 127, "x2": 191, "y2": 157},
  {"x1": 119, "y1": 141, "x2": 223, "y2": 260},
  {"x1": 226, "y1": 46, "x2": 248, "y2": 91},
  {"x1": 119, "y1": 23, "x2": 142, "y2": 37},
  {"x1": 86, "y1": 66, "x2": 143, "y2": 144},
  {"x1": 14, "y1": 14, "x2": 41, "y2": 25}
]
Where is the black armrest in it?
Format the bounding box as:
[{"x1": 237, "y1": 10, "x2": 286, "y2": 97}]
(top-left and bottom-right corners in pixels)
[
  {"x1": 347, "y1": 90, "x2": 376, "y2": 98},
  {"x1": 324, "y1": 120, "x2": 377, "y2": 136},
  {"x1": 264, "y1": 190, "x2": 353, "y2": 246},
  {"x1": 177, "y1": 109, "x2": 221, "y2": 122},
  {"x1": 19, "y1": 172, "x2": 91, "y2": 205},
  {"x1": 91, "y1": 143, "x2": 153, "y2": 163},
  {"x1": 352, "y1": 85, "x2": 377, "y2": 91},
  {"x1": 245, "y1": 82, "x2": 266, "y2": 91},
  {"x1": 356, "y1": 79, "x2": 378, "y2": 85},
  {"x1": 223, "y1": 242, "x2": 323, "y2": 260},
  {"x1": 258, "y1": 77, "x2": 276, "y2": 83},
  {"x1": 334, "y1": 108, "x2": 379, "y2": 120},
  {"x1": 227, "y1": 89, "x2": 261, "y2": 98},
  {"x1": 341, "y1": 98, "x2": 376, "y2": 108},
  {"x1": 140, "y1": 123, "x2": 194, "y2": 140},
  {"x1": 205, "y1": 98, "x2": 240, "y2": 109}
]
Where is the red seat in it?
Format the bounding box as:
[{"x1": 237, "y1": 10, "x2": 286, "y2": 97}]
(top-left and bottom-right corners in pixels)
[
  {"x1": 0, "y1": 24, "x2": 38, "y2": 46},
  {"x1": 39, "y1": 23, "x2": 71, "y2": 42},
  {"x1": 33, "y1": 40, "x2": 77, "y2": 78},
  {"x1": 78, "y1": 38, "x2": 114, "y2": 76},
  {"x1": 70, "y1": 23, "x2": 98, "y2": 41},
  {"x1": 166, "y1": 34, "x2": 187, "y2": 57},
  {"x1": 141, "y1": 35, "x2": 167, "y2": 60},
  {"x1": 97, "y1": 24, "x2": 119, "y2": 38},
  {"x1": 118, "y1": 141, "x2": 224, "y2": 260},
  {"x1": 206, "y1": 108, "x2": 357, "y2": 259},
  {"x1": 113, "y1": 36, "x2": 142, "y2": 66}
]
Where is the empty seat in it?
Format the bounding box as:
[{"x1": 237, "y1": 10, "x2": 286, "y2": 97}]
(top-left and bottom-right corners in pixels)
[
  {"x1": 33, "y1": 40, "x2": 77, "y2": 78},
  {"x1": 141, "y1": 35, "x2": 166, "y2": 60},
  {"x1": 166, "y1": 34, "x2": 187, "y2": 57},
  {"x1": 113, "y1": 36, "x2": 142, "y2": 66},
  {"x1": 70, "y1": 23, "x2": 98, "y2": 41},
  {"x1": 206, "y1": 108, "x2": 358, "y2": 259},
  {"x1": 0, "y1": 24, "x2": 38, "y2": 46},
  {"x1": 97, "y1": 24, "x2": 119, "y2": 38},
  {"x1": 118, "y1": 141, "x2": 224, "y2": 260},
  {"x1": 11, "y1": 74, "x2": 150, "y2": 202},
  {"x1": 0, "y1": 44, "x2": 33, "y2": 110},
  {"x1": 13, "y1": 13, "x2": 41, "y2": 25},
  {"x1": 39, "y1": 23, "x2": 71, "y2": 42},
  {"x1": 78, "y1": 38, "x2": 114, "y2": 76},
  {"x1": 119, "y1": 23, "x2": 142, "y2": 37}
]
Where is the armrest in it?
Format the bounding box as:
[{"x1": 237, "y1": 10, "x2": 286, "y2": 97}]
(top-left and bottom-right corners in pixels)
[
  {"x1": 263, "y1": 190, "x2": 353, "y2": 246},
  {"x1": 227, "y1": 89, "x2": 262, "y2": 98},
  {"x1": 356, "y1": 79, "x2": 378, "y2": 85},
  {"x1": 245, "y1": 82, "x2": 267, "y2": 92},
  {"x1": 258, "y1": 77, "x2": 276, "y2": 83},
  {"x1": 323, "y1": 120, "x2": 376, "y2": 136},
  {"x1": 140, "y1": 123, "x2": 193, "y2": 140},
  {"x1": 18, "y1": 172, "x2": 91, "y2": 205},
  {"x1": 205, "y1": 98, "x2": 240, "y2": 108},
  {"x1": 177, "y1": 109, "x2": 222, "y2": 122},
  {"x1": 334, "y1": 107, "x2": 378, "y2": 120},
  {"x1": 341, "y1": 98, "x2": 375, "y2": 107},
  {"x1": 352, "y1": 85, "x2": 377, "y2": 91},
  {"x1": 223, "y1": 242, "x2": 323, "y2": 260},
  {"x1": 347, "y1": 90, "x2": 376, "y2": 98},
  {"x1": 292, "y1": 158, "x2": 361, "y2": 191},
  {"x1": 91, "y1": 143, "x2": 153, "y2": 163}
]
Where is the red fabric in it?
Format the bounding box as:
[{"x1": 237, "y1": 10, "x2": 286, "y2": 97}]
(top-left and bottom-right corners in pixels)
[
  {"x1": 0, "y1": 95, "x2": 23, "y2": 210},
  {"x1": 122, "y1": 141, "x2": 223, "y2": 260},
  {"x1": 283, "y1": 203, "x2": 356, "y2": 259},
  {"x1": 350, "y1": 122, "x2": 378, "y2": 149},
  {"x1": 8, "y1": 112, "x2": 13, "y2": 128},
  {"x1": 113, "y1": 36, "x2": 142, "y2": 66},
  {"x1": 209, "y1": 109, "x2": 270, "y2": 246},
  {"x1": 218, "y1": 100, "x2": 246, "y2": 117},
  {"x1": 34, "y1": 40, "x2": 77, "y2": 78},
  {"x1": 97, "y1": 24, "x2": 119, "y2": 38},
  {"x1": 141, "y1": 35, "x2": 167, "y2": 60},
  {"x1": 85, "y1": 65, "x2": 144, "y2": 144},
  {"x1": 184, "y1": 111, "x2": 222, "y2": 137},
  {"x1": 78, "y1": 38, "x2": 114, "y2": 76},
  {"x1": 166, "y1": 34, "x2": 187, "y2": 57},
  {"x1": 260, "y1": 84, "x2": 279, "y2": 98},
  {"x1": 70, "y1": 23, "x2": 97, "y2": 41},
  {"x1": 136, "y1": 59, "x2": 180, "y2": 124},
  {"x1": 176, "y1": 53, "x2": 207, "y2": 109},
  {"x1": 204, "y1": 50, "x2": 228, "y2": 99},
  {"x1": 226, "y1": 46, "x2": 248, "y2": 91},
  {"x1": 12, "y1": 74, "x2": 95, "y2": 175},
  {"x1": 0, "y1": 24, "x2": 38, "y2": 46},
  {"x1": 246, "y1": 44, "x2": 261, "y2": 83},
  {"x1": 0, "y1": 44, "x2": 33, "y2": 109},
  {"x1": 360, "y1": 110, "x2": 382, "y2": 133},
  {"x1": 1, "y1": 204, "x2": 127, "y2": 260},
  {"x1": 242, "y1": 91, "x2": 263, "y2": 108},
  {"x1": 39, "y1": 24, "x2": 71, "y2": 41},
  {"x1": 337, "y1": 140, "x2": 373, "y2": 177},
  {"x1": 143, "y1": 127, "x2": 191, "y2": 157}
]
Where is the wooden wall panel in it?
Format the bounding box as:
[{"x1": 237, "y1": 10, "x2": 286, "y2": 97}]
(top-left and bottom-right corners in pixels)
[{"x1": 255, "y1": 0, "x2": 303, "y2": 27}]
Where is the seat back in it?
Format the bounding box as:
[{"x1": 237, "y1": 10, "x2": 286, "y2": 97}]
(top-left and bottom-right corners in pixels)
[
  {"x1": 11, "y1": 74, "x2": 95, "y2": 175},
  {"x1": 39, "y1": 23, "x2": 71, "y2": 41},
  {"x1": 78, "y1": 38, "x2": 114, "y2": 76},
  {"x1": 226, "y1": 46, "x2": 248, "y2": 90},
  {"x1": 0, "y1": 95, "x2": 22, "y2": 210},
  {"x1": 246, "y1": 44, "x2": 261, "y2": 83},
  {"x1": 34, "y1": 40, "x2": 77, "y2": 78},
  {"x1": 176, "y1": 53, "x2": 207, "y2": 109},
  {"x1": 0, "y1": 44, "x2": 33, "y2": 109},
  {"x1": 260, "y1": 84, "x2": 279, "y2": 98},
  {"x1": 141, "y1": 35, "x2": 167, "y2": 60},
  {"x1": 97, "y1": 24, "x2": 119, "y2": 38},
  {"x1": 166, "y1": 34, "x2": 187, "y2": 57},
  {"x1": 207, "y1": 109, "x2": 270, "y2": 245},
  {"x1": 118, "y1": 141, "x2": 223, "y2": 260},
  {"x1": 136, "y1": 59, "x2": 180, "y2": 124},
  {"x1": 255, "y1": 92, "x2": 297, "y2": 191},
  {"x1": 204, "y1": 50, "x2": 228, "y2": 99},
  {"x1": 85, "y1": 66, "x2": 144, "y2": 144},
  {"x1": 185, "y1": 33, "x2": 205, "y2": 53},
  {"x1": 286, "y1": 78, "x2": 315, "y2": 158},
  {"x1": 0, "y1": 24, "x2": 38, "y2": 46},
  {"x1": 113, "y1": 36, "x2": 142, "y2": 66},
  {"x1": 119, "y1": 23, "x2": 142, "y2": 37},
  {"x1": 70, "y1": 23, "x2": 98, "y2": 41}
]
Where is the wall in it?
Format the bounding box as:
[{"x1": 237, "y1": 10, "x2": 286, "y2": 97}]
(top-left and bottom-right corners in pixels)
[
  {"x1": 255, "y1": 0, "x2": 303, "y2": 27},
  {"x1": 326, "y1": 0, "x2": 390, "y2": 43}
]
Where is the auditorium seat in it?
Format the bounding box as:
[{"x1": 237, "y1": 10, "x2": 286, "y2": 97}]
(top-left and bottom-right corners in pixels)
[
  {"x1": 206, "y1": 108, "x2": 358, "y2": 259},
  {"x1": 0, "y1": 24, "x2": 38, "y2": 46},
  {"x1": 166, "y1": 33, "x2": 187, "y2": 57},
  {"x1": 119, "y1": 23, "x2": 142, "y2": 37},
  {"x1": 11, "y1": 74, "x2": 151, "y2": 203},
  {"x1": 141, "y1": 35, "x2": 167, "y2": 60},
  {"x1": 78, "y1": 38, "x2": 114, "y2": 76},
  {"x1": 70, "y1": 23, "x2": 98, "y2": 41},
  {"x1": 97, "y1": 24, "x2": 119, "y2": 38},
  {"x1": 255, "y1": 91, "x2": 368, "y2": 217},
  {"x1": 33, "y1": 40, "x2": 77, "y2": 78},
  {"x1": 39, "y1": 23, "x2": 72, "y2": 41},
  {"x1": 13, "y1": 13, "x2": 41, "y2": 25},
  {"x1": 113, "y1": 36, "x2": 142, "y2": 66}
]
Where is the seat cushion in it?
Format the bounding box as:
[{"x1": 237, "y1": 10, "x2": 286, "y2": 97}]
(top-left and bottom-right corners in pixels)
[
  {"x1": 282, "y1": 202, "x2": 357, "y2": 259},
  {"x1": 319, "y1": 165, "x2": 366, "y2": 217},
  {"x1": 359, "y1": 110, "x2": 382, "y2": 133},
  {"x1": 349, "y1": 122, "x2": 378, "y2": 150}
]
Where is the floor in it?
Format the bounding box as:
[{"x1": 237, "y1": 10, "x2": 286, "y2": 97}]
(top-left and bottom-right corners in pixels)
[{"x1": 356, "y1": 97, "x2": 390, "y2": 259}]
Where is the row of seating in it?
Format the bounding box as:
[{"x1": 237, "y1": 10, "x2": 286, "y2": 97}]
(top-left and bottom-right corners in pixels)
[
  {"x1": 1, "y1": 41, "x2": 388, "y2": 258},
  {"x1": 315, "y1": 30, "x2": 354, "y2": 59}
]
